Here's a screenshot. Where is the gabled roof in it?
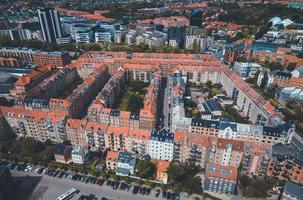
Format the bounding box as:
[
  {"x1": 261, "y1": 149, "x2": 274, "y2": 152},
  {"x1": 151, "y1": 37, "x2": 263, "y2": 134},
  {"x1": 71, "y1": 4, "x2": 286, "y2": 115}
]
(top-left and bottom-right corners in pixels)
[{"x1": 106, "y1": 151, "x2": 119, "y2": 160}]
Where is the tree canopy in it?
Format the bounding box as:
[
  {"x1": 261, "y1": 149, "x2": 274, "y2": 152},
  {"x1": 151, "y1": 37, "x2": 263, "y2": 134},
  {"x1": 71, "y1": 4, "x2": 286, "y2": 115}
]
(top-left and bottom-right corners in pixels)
[
  {"x1": 239, "y1": 174, "x2": 280, "y2": 198},
  {"x1": 167, "y1": 161, "x2": 203, "y2": 195},
  {"x1": 135, "y1": 160, "x2": 156, "y2": 180}
]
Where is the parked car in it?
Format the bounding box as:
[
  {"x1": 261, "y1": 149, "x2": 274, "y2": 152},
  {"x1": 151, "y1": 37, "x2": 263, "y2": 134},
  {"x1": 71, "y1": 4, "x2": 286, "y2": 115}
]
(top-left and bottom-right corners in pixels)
[
  {"x1": 96, "y1": 178, "x2": 104, "y2": 186},
  {"x1": 106, "y1": 180, "x2": 112, "y2": 186},
  {"x1": 162, "y1": 191, "x2": 167, "y2": 198},
  {"x1": 112, "y1": 182, "x2": 119, "y2": 190},
  {"x1": 133, "y1": 186, "x2": 139, "y2": 194},
  {"x1": 142, "y1": 187, "x2": 147, "y2": 195},
  {"x1": 167, "y1": 192, "x2": 171, "y2": 200}
]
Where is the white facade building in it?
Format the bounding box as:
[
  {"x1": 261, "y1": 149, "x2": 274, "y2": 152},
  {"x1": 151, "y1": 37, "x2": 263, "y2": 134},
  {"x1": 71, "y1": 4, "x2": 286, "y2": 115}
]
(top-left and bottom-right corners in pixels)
[
  {"x1": 75, "y1": 30, "x2": 94, "y2": 43},
  {"x1": 233, "y1": 62, "x2": 261, "y2": 77},
  {"x1": 71, "y1": 145, "x2": 88, "y2": 164},
  {"x1": 185, "y1": 35, "x2": 206, "y2": 51},
  {"x1": 148, "y1": 130, "x2": 174, "y2": 161},
  {"x1": 116, "y1": 152, "x2": 136, "y2": 176},
  {"x1": 125, "y1": 30, "x2": 137, "y2": 44},
  {"x1": 95, "y1": 31, "x2": 112, "y2": 43}
]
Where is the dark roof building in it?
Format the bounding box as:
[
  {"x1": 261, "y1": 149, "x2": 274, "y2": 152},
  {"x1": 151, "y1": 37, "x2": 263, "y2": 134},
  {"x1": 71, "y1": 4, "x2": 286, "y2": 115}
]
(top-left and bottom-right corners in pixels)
[
  {"x1": 189, "y1": 9, "x2": 202, "y2": 27},
  {"x1": 191, "y1": 118, "x2": 220, "y2": 129},
  {"x1": 150, "y1": 129, "x2": 174, "y2": 143},
  {"x1": 282, "y1": 181, "x2": 303, "y2": 200},
  {"x1": 53, "y1": 144, "x2": 72, "y2": 164}
]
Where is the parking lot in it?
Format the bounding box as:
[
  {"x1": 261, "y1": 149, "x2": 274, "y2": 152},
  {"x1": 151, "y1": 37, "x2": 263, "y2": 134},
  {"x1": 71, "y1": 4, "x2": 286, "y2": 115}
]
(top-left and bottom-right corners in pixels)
[{"x1": 1, "y1": 160, "x2": 187, "y2": 200}]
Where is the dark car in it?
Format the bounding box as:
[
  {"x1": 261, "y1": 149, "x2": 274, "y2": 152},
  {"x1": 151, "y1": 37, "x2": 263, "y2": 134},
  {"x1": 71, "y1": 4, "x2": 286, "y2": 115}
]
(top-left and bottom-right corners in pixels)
[
  {"x1": 146, "y1": 188, "x2": 151, "y2": 195},
  {"x1": 58, "y1": 171, "x2": 65, "y2": 178},
  {"x1": 138, "y1": 187, "x2": 143, "y2": 194},
  {"x1": 133, "y1": 186, "x2": 139, "y2": 194},
  {"x1": 162, "y1": 191, "x2": 167, "y2": 198},
  {"x1": 9, "y1": 163, "x2": 17, "y2": 169},
  {"x1": 106, "y1": 180, "x2": 112, "y2": 186},
  {"x1": 91, "y1": 177, "x2": 96, "y2": 184},
  {"x1": 119, "y1": 182, "x2": 125, "y2": 190},
  {"x1": 37, "y1": 168, "x2": 44, "y2": 174},
  {"x1": 113, "y1": 182, "x2": 119, "y2": 190},
  {"x1": 167, "y1": 192, "x2": 171, "y2": 200},
  {"x1": 142, "y1": 187, "x2": 147, "y2": 195},
  {"x1": 175, "y1": 193, "x2": 180, "y2": 200},
  {"x1": 85, "y1": 177, "x2": 91, "y2": 183},
  {"x1": 87, "y1": 194, "x2": 97, "y2": 200},
  {"x1": 16, "y1": 164, "x2": 26, "y2": 171},
  {"x1": 63, "y1": 172, "x2": 69, "y2": 178},
  {"x1": 96, "y1": 178, "x2": 104, "y2": 186},
  {"x1": 72, "y1": 174, "x2": 79, "y2": 180},
  {"x1": 125, "y1": 184, "x2": 131, "y2": 191}
]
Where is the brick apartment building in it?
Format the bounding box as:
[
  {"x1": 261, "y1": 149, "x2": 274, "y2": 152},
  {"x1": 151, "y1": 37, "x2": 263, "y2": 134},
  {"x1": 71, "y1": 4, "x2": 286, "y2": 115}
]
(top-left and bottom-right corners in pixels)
[{"x1": 0, "y1": 47, "x2": 71, "y2": 67}]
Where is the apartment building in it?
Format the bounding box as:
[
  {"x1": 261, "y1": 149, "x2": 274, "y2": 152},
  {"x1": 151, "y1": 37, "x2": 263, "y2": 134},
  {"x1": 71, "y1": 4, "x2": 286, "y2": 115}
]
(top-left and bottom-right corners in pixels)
[
  {"x1": 139, "y1": 75, "x2": 161, "y2": 130},
  {"x1": 267, "y1": 134, "x2": 303, "y2": 185},
  {"x1": 106, "y1": 150, "x2": 119, "y2": 171},
  {"x1": 91, "y1": 69, "x2": 126, "y2": 109},
  {"x1": 116, "y1": 151, "x2": 136, "y2": 176},
  {"x1": 1, "y1": 106, "x2": 67, "y2": 142},
  {"x1": 221, "y1": 68, "x2": 284, "y2": 126},
  {"x1": 53, "y1": 144, "x2": 72, "y2": 164},
  {"x1": 25, "y1": 67, "x2": 79, "y2": 99},
  {"x1": 204, "y1": 163, "x2": 238, "y2": 194},
  {"x1": 257, "y1": 71, "x2": 292, "y2": 88},
  {"x1": 0, "y1": 57, "x2": 21, "y2": 67},
  {"x1": 173, "y1": 131, "x2": 217, "y2": 168},
  {"x1": 0, "y1": 47, "x2": 71, "y2": 67},
  {"x1": 242, "y1": 141, "x2": 271, "y2": 177},
  {"x1": 10, "y1": 65, "x2": 57, "y2": 99},
  {"x1": 250, "y1": 50, "x2": 303, "y2": 68},
  {"x1": 65, "y1": 119, "x2": 87, "y2": 146},
  {"x1": 149, "y1": 129, "x2": 174, "y2": 161},
  {"x1": 71, "y1": 144, "x2": 89, "y2": 164},
  {"x1": 50, "y1": 69, "x2": 110, "y2": 118},
  {"x1": 190, "y1": 118, "x2": 293, "y2": 145},
  {"x1": 156, "y1": 160, "x2": 170, "y2": 184},
  {"x1": 211, "y1": 138, "x2": 243, "y2": 167},
  {"x1": 281, "y1": 181, "x2": 303, "y2": 200},
  {"x1": 233, "y1": 62, "x2": 261, "y2": 77}
]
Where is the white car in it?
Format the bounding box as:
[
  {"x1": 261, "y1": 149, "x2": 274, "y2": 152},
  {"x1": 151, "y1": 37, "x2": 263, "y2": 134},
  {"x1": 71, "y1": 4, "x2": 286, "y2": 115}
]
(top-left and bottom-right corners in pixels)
[
  {"x1": 35, "y1": 168, "x2": 40, "y2": 173},
  {"x1": 43, "y1": 168, "x2": 48, "y2": 174},
  {"x1": 27, "y1": 165, "x2": 34, "y2": 171}
]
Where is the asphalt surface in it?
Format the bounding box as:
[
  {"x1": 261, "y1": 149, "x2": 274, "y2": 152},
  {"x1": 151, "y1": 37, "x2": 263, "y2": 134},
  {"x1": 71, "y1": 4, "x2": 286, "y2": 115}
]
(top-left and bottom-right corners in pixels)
[
  {"x1": 163, "y1": 76, "x2": 172, "y2": 130},
  {"x1": 10, "y1": 170, "x2": 191, "y2": 200}
]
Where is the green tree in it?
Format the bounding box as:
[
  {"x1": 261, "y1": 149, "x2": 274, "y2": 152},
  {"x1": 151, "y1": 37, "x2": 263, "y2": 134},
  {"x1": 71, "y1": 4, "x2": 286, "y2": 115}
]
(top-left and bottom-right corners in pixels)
[
  {"x1": 286, "y1": 63, "x2": 296, "y2": 71},
  {"x1": 185, "y1": 99, "x2": 197, "y2": 108},
  {"x1": 239, "y1": 174, "x2": 251, "y2": 189},
  {"x1": 260, "y1": 71, "x2": 268, "y2": 89},
  {"x1": 268, "y1": 62, "x2": 283, "y2": 71},
  {"x1": 205, "y1": 80, "x2": 212, "y2": 88},
  {"x1": 20, "y1": 137, "x2": 45, "y2": 154},
  {"x1": 167, "y1": 161, "x2": 203, "y2": 195},
  {"x1": 127, "y1": 94, "x2": 143, "y2": 113},
  {"x1": 135, "y1": 160, "x2": 156, "y2": 179}
]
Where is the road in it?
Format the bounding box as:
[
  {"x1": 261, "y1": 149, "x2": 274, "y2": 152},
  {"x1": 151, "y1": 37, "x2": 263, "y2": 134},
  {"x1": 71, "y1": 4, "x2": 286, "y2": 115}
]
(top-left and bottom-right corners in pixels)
[
  {"x1": 163, "y1": 76, "x2": 172, "y2": 130},
  {"x1": 10, "y1": 170, "x2": 192, "y2": 200}
]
